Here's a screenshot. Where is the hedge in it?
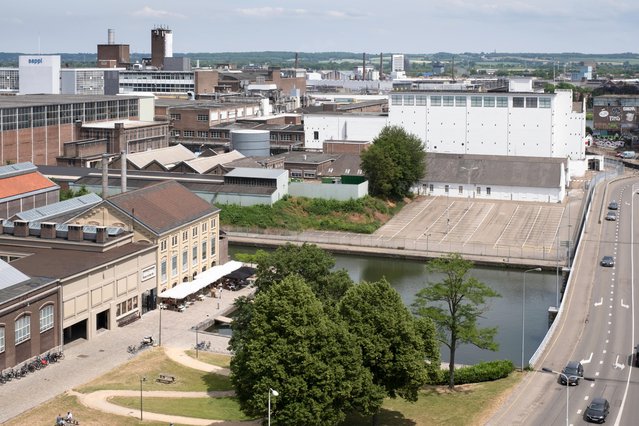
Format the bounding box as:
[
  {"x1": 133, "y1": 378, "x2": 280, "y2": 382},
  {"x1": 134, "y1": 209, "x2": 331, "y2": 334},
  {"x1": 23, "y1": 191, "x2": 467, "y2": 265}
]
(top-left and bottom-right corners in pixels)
[{"x1": 435, "y1": 360, "x2": 515, "y2": 386}]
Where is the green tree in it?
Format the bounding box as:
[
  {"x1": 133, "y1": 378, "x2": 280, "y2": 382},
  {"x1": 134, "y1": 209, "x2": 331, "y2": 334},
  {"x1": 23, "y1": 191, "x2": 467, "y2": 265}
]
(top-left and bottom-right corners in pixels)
[
  {"x1": 412, "y1": 253, "x2": 500, "y2": 389},
  {"x1": 229, "y1": 275, "x2": 379, "y2": 426},
  {"x1": 361, "y1": 126, "x2": 426, "y2": 200},
  {"x1": 338, "y1": 279, "x2": 432, "y2": 405}
]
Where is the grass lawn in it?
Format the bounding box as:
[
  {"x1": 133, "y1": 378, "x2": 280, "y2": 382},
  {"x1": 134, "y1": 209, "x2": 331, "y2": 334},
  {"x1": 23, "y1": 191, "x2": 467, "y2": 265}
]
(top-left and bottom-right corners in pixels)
[
  {"x1": 342, "y1": 372, "x2": 522, "y2": 426},
  {"x1": 4, "y1": 392, "x2": 167, "y2": 426},
  {"x1": 184, "y1": 350, "x2": 231, "y2": 368},
  {"x1": 109, "y1": 396, "x2": 253, "y2": 421},
  {"x1": 75, "y1": 347, "x2": 232, "y2": 394}
]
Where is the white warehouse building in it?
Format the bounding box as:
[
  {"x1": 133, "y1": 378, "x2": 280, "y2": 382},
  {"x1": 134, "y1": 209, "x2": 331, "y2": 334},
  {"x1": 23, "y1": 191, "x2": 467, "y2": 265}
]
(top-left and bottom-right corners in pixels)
[
  {"x1": 304, "y1": 113, "x2": 388, "y2": 151},
  {"x1": 388, "y1": 81, "x2": 587, "y2": 179}
]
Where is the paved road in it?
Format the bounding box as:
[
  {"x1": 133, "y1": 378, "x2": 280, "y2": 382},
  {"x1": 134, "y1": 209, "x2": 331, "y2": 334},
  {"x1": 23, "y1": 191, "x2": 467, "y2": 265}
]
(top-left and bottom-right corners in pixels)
[
  {"x1": 488, "y1": 176, "x2": 639, "y2": 425},
  {"x1": 0, "y1": 286, "x2": 253, "y2": 424}
]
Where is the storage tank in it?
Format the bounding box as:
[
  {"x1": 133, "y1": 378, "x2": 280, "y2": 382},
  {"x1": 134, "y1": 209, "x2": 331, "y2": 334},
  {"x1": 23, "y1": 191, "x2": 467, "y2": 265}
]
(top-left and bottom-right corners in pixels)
[{"x1": 231, "y1": 130, "x2": 270, "y2": 157}]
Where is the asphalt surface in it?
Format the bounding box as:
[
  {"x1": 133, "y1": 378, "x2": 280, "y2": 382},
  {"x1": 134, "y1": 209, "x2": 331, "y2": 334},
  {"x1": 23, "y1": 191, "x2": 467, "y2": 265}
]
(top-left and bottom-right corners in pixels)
[
  {"x1": 488, "y1": 175, "x2": 639, "y2": 425},
  {"x1": 0, "y1": 286, "x2": 253, "y2": 424}
]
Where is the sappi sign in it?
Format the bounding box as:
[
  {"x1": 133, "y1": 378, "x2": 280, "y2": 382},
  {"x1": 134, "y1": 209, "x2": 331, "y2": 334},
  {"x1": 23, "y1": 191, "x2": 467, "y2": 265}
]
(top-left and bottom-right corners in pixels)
[{"x1": 28, "y1": 58, "x2": 43, "y2": 64}]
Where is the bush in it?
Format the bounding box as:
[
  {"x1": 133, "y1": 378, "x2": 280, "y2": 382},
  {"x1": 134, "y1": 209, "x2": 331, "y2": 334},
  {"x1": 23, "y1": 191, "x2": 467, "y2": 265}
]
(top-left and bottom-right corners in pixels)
[{"x1": 435, "y1": 360, "x2": 515, "y2": 386}]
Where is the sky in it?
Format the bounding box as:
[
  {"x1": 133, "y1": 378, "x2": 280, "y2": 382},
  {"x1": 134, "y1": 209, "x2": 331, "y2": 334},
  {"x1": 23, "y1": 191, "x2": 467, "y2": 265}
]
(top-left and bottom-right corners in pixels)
[{"x1": 1, "y1": 0, "x2": 637, "y2": 54}]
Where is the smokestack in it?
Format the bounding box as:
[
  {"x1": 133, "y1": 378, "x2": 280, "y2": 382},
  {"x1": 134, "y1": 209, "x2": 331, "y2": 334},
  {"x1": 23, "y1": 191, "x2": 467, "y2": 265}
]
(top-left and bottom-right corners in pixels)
[
  {"x1": 451, "y1": 56, "x2": 455, "y2": 82},
  {"x1": 121, "y1": 151, "x2": 127, "y2": 194},
  {"x1": 294, "y1": 52, "x2": 299, "y2": 69},
  {"x1": 102, "y1": 154, "x2": 109, "y2": 199},
  {"x1": 379, "y1": 53, "x2": 383, "y2": 81},
  {"x1": 108, "y1": 29, "x2": 115, "y2": 45},
  {"x1": 362, "y1": 53, "x2": 366, "y2": 81}
]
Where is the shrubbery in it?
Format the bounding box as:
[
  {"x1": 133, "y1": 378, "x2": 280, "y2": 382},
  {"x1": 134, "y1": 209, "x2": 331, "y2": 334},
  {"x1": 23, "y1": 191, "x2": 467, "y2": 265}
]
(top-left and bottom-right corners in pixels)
[{"x1": 434, "y1": 360, "x2": 515, "y2": 386}]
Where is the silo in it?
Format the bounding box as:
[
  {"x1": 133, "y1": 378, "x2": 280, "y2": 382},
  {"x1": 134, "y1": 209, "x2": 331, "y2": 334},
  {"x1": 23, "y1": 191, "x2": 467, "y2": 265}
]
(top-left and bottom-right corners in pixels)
[{"x1": 231, "y1": 130, "x2": 270, "y2": 157}]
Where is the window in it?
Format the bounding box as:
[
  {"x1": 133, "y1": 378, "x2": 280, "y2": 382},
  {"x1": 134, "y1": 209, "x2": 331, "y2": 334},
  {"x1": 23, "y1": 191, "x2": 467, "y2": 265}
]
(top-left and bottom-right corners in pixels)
[
  {"x1": 526, "y1": 97, "x2": 538, "y2": 108},
  {"x1": 182, "y1": 230, "x2": 188, "y2": 241},
  {"x1": 197, "y1": 131, "x2": 208, "y2": 138},
  {"x1": 183, "y1": 130, "x2": 195, "y2": 137},
  {"x1": 172, "y1": 130, "x2": 180, "y2": 137},
  {"x1": 391, "y1": 94, "x2": 402, "y2": 105},
  {"x1": 202, "y1": 241, "x2": 207, "y2": 260},
  {"x1": 477, "y1": 187, "x2": 481, "y2": 195},
  {"x1": 192, "y1": 245, "x2": 198, "y2": 265},
  {"x1": 281, "y1": 134, "x2": 292, "y2": 141},
  {"x1": 444, "y1": 184, "x2": 449, "y2": 194},
  {"x1": 443, "y1": 96, "x2": 454, "y2": 107},
  {"x1": 197, "y1": 114, "x2": 208, "y2": 121},
  {"x1": 430, "y1": 96, "x2": 441, "y2": 106},
  {"x1": 171, "y1": 235, "x2": 178, "y2": 246},
  {"x1": 170, "y1": 113, "x2": 181, "y2": 120},
  {"x1": 161, "y1": 258, "x2": 167, "y2": 283},
  {"x1": 117, "y1": 296, "x2": 138, "y2": 317},
  {"x1": 210, "y1": 218, "x2": 216, "y2": 229},
  {"x1": 429, "y1": 184, "x2": 434, "y2": 192},
  {"x1": 160, "y1": 240, "x2": 167, "y2": 251},
  {"x1": 403, "y1": 95, "x2": 414, "y2": 106},
  {"x1": 202, "y1": 222, "x2": 207, "y2": 232},
  {"x1": 539, "y1": 97, "x2": 551, "y2": 108},
  {"x1": 40, "y1": 305, "x2": 54, "y2": 332},
  {"x1": 471, "y1": 96, "x2": 482, "y2": 107},
  {"x1": 15, "y1": 315, "x2": 30, "y2": 345},
  {"x1": 484, "y1": 97, "x2": 495, "y2": 107},
  {"x1": 171, "y1": 254, "x2": 178, "y2": 277},
  {"x1": 486, "y1": 187, "x2": 491, "y2": 195},
  {"x1": 455, "y1": 96, "x2": 467, "y2": 107},
  {"x1": 416, "y1": 95, "x2": 428, "y2": 106},
  {"x1": 182, "y1": 248, "x2": 188, "y2": 270},
  {"x1": 192, "y1": 226, "x2": 198, "y2": 237},
  {"x1": 496, "y1": 97, "x2": 508, "y2": 108},
  {"x1": 0, "y1": 326, "x2": 4, "y2": 353},
  {"x1": 313, "y1": 131, "x2": 319, "y2": 140},
  {"x1": 513, "y1": 97, "x2": 525, "y2": 108},
  {"x1": 458, "y1": 186, "x2": 463, "y2": 194},
  {"x1": 210, "y1": 235, "x2": 216, "y2": 256}
]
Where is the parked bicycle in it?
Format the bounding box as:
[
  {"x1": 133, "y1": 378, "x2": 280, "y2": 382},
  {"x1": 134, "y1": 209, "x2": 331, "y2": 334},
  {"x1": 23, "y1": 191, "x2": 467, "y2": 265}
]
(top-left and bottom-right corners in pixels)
[{"x1": 127, "y1": 344, "x2": 138, "y2": 354}]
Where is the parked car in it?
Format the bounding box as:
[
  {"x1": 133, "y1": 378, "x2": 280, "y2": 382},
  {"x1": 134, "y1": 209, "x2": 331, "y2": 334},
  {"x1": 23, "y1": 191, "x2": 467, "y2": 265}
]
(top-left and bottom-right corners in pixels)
[
  {"x1": 584, "y1": 397, "x2": 609, "y2": 423},
  {"x1": 605, "y1": 211, "x2": 617, "y2": 221},
  {"x1": 608, "y1": 201, "x2": 618, "y2": 210},
  {"x1": 559, "y1": 361, "x2": 584, "y2": 385},
  {"x1": 600, "y1": 256, "x2": 615, "y2": 267}
]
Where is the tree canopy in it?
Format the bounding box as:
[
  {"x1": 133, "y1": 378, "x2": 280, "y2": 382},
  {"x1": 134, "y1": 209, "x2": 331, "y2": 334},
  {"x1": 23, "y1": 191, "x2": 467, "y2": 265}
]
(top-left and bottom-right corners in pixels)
[
  {"x1": 361, "y1": 126, "x2": 426, "y2": 200},
  {"x1": 412, "y1": 253, "x2": 500, "y2": 388}
]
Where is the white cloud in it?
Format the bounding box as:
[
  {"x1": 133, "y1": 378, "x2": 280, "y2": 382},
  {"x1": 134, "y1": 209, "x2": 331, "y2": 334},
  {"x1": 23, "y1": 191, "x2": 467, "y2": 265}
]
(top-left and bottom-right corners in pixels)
[
  {"x1": 236, "y1": 7, "x2": 308, "y2": 17},
  {"x1": 132, "y1": 6, "x2": 186, "y2": 19},
  {"x1": 0, "y1": 16, "x2": 24, "y2": 24},
  {"x1": 325, "y1": 10, "x2": 365, "y2": 19}
]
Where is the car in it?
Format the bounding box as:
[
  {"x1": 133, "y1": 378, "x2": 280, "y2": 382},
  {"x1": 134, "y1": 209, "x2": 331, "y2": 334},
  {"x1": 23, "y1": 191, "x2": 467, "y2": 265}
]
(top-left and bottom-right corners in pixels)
[
  {"x1": 584, "y1": 397, "x2": 609, "y2": 423},
  {"x1": 605, "y1": 211, "x2": 617, "y2": 221},
  {"x1": 559, "y1": 361, "x2": 584, "y2": 385},
  {"x1": 608, "y1": 201, "x2": 618, "y2": 210},
  {"x1": 600, "y1": 256, "x2": 615, "y2": 267}
]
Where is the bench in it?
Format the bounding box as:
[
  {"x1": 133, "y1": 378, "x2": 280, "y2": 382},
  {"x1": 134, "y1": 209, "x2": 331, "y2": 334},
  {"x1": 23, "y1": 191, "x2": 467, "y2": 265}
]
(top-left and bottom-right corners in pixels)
[{"x1": 157, "y1": 374, "x2": 175, "y2": 384}]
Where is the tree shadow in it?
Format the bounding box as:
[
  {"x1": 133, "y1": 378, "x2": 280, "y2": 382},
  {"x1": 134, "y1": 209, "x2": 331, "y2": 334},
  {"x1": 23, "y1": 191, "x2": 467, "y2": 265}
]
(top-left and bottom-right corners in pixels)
[{"x1": 341, "y1": 408, "x2": 416, "y2": 426}]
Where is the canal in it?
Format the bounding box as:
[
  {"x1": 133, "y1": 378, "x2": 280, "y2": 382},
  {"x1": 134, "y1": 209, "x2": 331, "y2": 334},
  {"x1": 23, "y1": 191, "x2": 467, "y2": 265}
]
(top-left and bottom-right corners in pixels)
[{"x1": 229, "y1": 245, "x2": 557, "y2": 366}]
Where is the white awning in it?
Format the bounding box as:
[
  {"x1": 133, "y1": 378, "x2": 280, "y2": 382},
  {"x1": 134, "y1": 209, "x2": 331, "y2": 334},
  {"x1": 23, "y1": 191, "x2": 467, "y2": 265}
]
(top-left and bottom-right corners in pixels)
[{"x1": 158, "y1": 260, "x2": 244, "y2": 299}]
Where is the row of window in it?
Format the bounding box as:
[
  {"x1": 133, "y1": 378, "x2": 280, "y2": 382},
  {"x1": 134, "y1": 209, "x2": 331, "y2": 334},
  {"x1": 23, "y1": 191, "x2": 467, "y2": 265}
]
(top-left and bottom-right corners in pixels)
[
  {"x1": 432, "y1": 184, "x2": 492, "y2": 196},
  {"x1": 391, "y1": 94, "x2": 552, "y2": 109},
  {"x1": 161, "y1": 236, "x2": 217, "y2": 283},
  {"x1": 0, "y1": 305, "x2": 54, "y2": 352},
  {"x1": 160, "y1": 220, "x2": 216, "y2": 252},
  {"x1": 172, "y1": 130, "x2": 227, "y2": 139},
  {"x1": 115, "y1": 296, "x2": 139, "y2": 318}
]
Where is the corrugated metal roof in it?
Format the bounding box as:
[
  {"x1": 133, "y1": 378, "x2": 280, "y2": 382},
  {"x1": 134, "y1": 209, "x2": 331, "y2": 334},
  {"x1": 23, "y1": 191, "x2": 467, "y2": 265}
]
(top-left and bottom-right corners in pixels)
[
  {"x1": 225, "y1": 167, "x2": 288, "y2": 179},
  {"x1": 0, "y1": 162, "x2": 36, "y2": 178},
  {"x1": 13, "y1": 193, "x2": 102, "y2": 222},
  {"x1": 180, "y1": 150, "x2": 245, "y2": 174},
  {"x1": 0, "y1": 259, "x2": 30, "y2": 290},
  {"x1": 0, "y1": 171, "x2": 58, "y2": 200},
  {"x1": 127, "y1": 144, "x2": 196, "y2": 169}
]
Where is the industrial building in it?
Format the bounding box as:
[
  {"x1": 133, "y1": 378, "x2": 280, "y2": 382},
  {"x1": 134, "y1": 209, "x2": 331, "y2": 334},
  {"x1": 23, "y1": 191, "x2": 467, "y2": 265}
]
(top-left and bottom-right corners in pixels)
[
  {"x1": 592, "y1": 95, "x2": 638, "y2": 134},
  {"x1": 0, "y1": 162, "x2": 60, "y2": 218}
]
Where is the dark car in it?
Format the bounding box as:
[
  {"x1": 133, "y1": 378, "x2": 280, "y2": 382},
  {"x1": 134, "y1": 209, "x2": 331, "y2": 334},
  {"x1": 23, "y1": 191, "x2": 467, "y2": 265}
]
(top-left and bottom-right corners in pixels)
[
  {"x1": 608, "y1": 201, "x2": 618, "y2": 210},
  {"x1": 600, "y1": 256, "x2": 615, "y2": 267},
  {"x1": 584, "y1": 397, "x2": 609, "y2": 423},
  {"x1": 559, "y1": 361, "x2": 584, "y2": 385},
  {"x1": 605, "y1": 211, "x2": 617, "y2": 221}
]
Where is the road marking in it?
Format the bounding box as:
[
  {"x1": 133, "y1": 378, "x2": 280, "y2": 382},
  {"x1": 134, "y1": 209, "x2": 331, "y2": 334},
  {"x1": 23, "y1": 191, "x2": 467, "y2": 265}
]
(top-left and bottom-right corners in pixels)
[
  {"x1": 609, "y1": 312, "x2": 613, "y2": 316},
  {"x1": 621, "y1": 299, "x2": 629, "y2": 309},
  {"x1": 584, "y1": 396, "x2": 589, "y2": 400},
  {"x1": 594, "y1": 298, "x2": 603, "y2": 307},
  {"x1": 603, "y1": 350, "x2": 607, "y2": 354},
  {"x1": 581, "y1": 353, "x2": 593, "y2": 364},
  {"x1": 596, "y1": 372, "x2": 600, "y2": 376},
  {"x1": 600, "y1": 360, "x2": 604, "y2": 364},
  {"x1": 606, "y1": 340, "x2": 609, "y2": 343},
  {"x1": 614, "y1": 355, "x2": 626, "y2": 370},
  {"x1": 591, "y1": 383, "x2": 595, "y2": 388},
  {"x1": 578, "y1": 409, "x2": 583, "y2": 414}
]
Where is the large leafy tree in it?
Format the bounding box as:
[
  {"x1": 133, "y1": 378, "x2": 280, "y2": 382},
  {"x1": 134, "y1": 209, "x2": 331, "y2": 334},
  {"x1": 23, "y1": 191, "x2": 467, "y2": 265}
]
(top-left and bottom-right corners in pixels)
[
  {"x1": 413, "y1": 253, "x2": 500, "y2": 388},
  {"x1": 361, "y1": 126, "x2": 425, "y2": 200},
  {"x1": 229, "y1": 275, "x2": 379, "y2": 425},
  {"x1": 338, "y1": 279, "x2": 432, "y2": 404}
]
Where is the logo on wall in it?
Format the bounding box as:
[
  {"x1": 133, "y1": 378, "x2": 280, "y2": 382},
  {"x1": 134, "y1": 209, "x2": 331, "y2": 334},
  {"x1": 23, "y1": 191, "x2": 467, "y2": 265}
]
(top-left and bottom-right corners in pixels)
[
  {"x1": 28, "y1": 58, "x2": 43, "y2": 65},
  {"x1": 599, "y1": 110, "x2": 609, "y2": 118}
]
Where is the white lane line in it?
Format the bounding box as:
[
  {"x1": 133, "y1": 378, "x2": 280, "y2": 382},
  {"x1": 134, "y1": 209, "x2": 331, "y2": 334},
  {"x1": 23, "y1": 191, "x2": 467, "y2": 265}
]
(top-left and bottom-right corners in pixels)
[
  {"x1": 590, "y1": 383, "x2": 595, "y2": 388},
  {"x1": 615, "y1": 355, "x2": 626, "y2": 370},
  {"x1": 581, "y1": 353, "x2": 593, "y2": 364},
  {"x1": 621, "y1": 299, "x2": 629, "y2": 309},
  {"x1": 584, "y1": 396, "x2": 589, "y2": 401},
  {"x1": 595, "y1": 372, "x2": 600, "y2": 376},
  {"x1": 594, "y1": 298, "x2": 603, "y2": 307}
]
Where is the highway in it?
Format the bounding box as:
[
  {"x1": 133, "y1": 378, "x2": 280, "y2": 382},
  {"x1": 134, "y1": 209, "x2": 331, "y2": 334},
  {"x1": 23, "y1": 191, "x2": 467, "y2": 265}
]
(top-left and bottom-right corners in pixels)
[{"x1": 489, "y1": 176, "x2": 639, "y2": 425}]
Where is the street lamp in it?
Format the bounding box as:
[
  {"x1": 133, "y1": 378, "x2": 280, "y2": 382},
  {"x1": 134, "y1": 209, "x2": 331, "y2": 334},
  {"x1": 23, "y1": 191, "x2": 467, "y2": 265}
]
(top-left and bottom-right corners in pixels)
[
  {"x1": 268, "y1": 388, "x2": 279, "y2": 426},
  {"x1": 522, "y1": 267, "x2": 542, "y2": 370},
  {"x1": 541, "y1": 368, "x2": 595, "y2": 426},
  {"x1": 159, "y1": 300, "x2": 163, "y2": 347},
  {"x1": 139, "y1": 377, "x2": 146, "y2": 421}
]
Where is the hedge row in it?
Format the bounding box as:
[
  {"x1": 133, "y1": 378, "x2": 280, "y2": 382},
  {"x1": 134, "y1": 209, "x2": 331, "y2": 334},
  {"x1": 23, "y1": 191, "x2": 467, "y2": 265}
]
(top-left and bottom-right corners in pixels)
[{"x1": 435, "y1": 360, "x2": 515, "y2": 386}]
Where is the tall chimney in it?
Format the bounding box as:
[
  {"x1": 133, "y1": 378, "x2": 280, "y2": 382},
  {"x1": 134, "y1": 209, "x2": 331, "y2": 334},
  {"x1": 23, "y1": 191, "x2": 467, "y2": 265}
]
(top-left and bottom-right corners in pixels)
[
  {"x1": 14, "y1": 220, "x2": 29, "y2": 237},
  {"x1": 362, "y1": 53, "x2": 366, "y2": 81},
  {"x1": 294, "y1": 52, "x2": 299, "y2": 69},
  {"x1": 102, "y1": 154, "x2": 109, "y2": 199},
  {"x1": 108, "y1": 29, "x2": 115, "y2": 45},
  {"x1": 121, "y1": 151, "x2": 127, "y2": 194},
  {"x1": 379, "y1": 52, "x2": 383, "y2": 81}
]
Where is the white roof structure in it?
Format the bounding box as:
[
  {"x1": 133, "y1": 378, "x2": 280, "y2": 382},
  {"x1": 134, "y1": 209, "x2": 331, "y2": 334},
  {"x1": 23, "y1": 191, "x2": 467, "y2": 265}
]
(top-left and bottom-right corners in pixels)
[
  {"x1": 126, "y1": 144, "x2": 196, "y2": 169},
  {"x1": 158, "y1": 260, "x2": 243, "y2": 299},
  {"x1": 182, "y1": 150, "x2": 245, "y2": 174},
  {"x1": 225, "y1": 167, "x2": 288, "y2": 179},
  {"x1": 0, "y1": 259, "x2": 30, "y2": 290}
]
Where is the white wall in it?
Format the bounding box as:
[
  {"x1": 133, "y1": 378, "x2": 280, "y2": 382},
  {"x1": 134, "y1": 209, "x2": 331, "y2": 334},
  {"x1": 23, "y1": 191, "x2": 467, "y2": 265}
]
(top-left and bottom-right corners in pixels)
[
  {"x1": 304, "y1": 114, "x2": 388, "y2": 150},
  {"x1": 421, "y1": 182, "x2": 564, "y2": 203},
  {"x1": 19, "y1": 55, "x2": 60, "y2": 94},
  {"x1": 289, "y1": 181, "x2": 368, "y2": 200}
]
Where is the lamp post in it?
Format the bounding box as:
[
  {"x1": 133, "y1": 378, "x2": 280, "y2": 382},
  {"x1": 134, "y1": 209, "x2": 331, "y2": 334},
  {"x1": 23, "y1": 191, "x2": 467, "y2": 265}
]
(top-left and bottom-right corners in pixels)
[
  {"x1": 522, "y1": 267, "x2": 542, "y2": 370},
  {"x1": 159, "y1": 300, "x2": 162, "y2": 347},
  {"x1": 268, "y1": 388, "x2": 279, "y2": 426},
  {"x1": 139, "y1": 377, "x2": 146, "y2": 421},
  {"x1": 541, "y1": 368, "x2": 595, "y2": 426}
]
